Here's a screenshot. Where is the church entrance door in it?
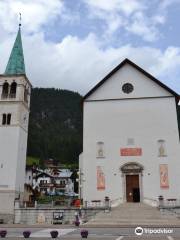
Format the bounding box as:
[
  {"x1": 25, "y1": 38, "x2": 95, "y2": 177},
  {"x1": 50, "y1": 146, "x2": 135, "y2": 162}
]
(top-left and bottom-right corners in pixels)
[{"x1": 126, "y1": 175, "x2": 140, "y2": 202}]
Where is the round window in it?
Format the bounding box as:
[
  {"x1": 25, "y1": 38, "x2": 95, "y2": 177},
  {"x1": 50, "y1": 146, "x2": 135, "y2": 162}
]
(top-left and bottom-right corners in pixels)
[{"x1": 122, "y1": 83, "x2": 134, "y2": 94}]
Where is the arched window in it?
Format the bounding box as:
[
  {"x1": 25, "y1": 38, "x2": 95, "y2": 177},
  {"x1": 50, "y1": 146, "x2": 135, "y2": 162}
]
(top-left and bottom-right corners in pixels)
[
  {"x1": 10, "y1": 82, "x2": 17, "y2": 98},
  {"x1": 97, "y1": 142, "x2": 105, "y2": 158},
  {"x1": 2, "y1": 82, "x2": 9, "y2": 99},
  {"x1": 157, "y1": 139, "x2": 167, "y2": 157}
]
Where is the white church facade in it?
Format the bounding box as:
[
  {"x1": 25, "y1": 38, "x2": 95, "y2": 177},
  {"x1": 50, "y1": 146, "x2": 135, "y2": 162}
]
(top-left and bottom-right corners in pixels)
[
  {"x1": 0, "y1": 26, "x2": 31, "y2": 216},
  {"x1": 80, "y1": 58, "x2": 180, "y2": 206}
]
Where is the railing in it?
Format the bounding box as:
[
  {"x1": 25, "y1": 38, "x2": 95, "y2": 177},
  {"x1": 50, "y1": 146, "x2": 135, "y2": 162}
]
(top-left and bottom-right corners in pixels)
[
  {"x1": 1, "y1": 93, "x2": 16, "y2": 99},
  {"x1": 39, "y1": 183, "x2": 66, "y2": 188},
  {"x1": 54, "y1": 184, "x2": 66, "y2": 188},
  {"x1": 9, "y1": 93, "x2": 16, "y2": 98},
  {"x1": 39, "y1": 183, "x2": 54, "y2": 187},
  {"x1": 161, "y1": 198, "x2": 180, "y2": 208},
  {"x1": 1, "y1": 93, "x2": 8, "y2": 99},
  {"x1": 84, "y1": 200, "x2": 110, "y2": 209}
]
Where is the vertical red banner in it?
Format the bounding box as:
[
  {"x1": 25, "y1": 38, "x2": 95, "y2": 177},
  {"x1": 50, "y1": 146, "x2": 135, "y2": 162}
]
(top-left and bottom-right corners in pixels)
[
  {"x1": 97, "y1": 166, "x2": 105, "y2": 190},
  {"x1": 160, "y1": 164, "x2": 169, "y2": 188}
]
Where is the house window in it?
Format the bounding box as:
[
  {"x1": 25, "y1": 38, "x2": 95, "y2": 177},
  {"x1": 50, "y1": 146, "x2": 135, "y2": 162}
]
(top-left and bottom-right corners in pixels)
[
  {"x1": 97, "y1": 142, "x2": 105, "y2": 158},
  {"x1": 2, "y1": 114, "x2": 6, "y2": 125},
  {"x1": 2, "y1": 114, "x2": 11, "y2": 125},
  {"x1": 10, "y1": 82, "x2": 17, "y2": 98},
  {"x1": 2, "y1": 82, "x2": 9, "y2": 99},
  {"x1": 158, "y1": 140, "x2": 167, "y2": 157},
  {"x1": 7, "y1": 114, "x2": 11, "y2": 125}
]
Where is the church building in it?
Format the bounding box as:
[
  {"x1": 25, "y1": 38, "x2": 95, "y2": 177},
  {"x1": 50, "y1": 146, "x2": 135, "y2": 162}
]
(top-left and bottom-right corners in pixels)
[
  {"x1": 0, "y1": 25, "x2": 31, "y2": 219},
  {"x1": 79, "y1": 58, "x2": 180, "y2": 206}
]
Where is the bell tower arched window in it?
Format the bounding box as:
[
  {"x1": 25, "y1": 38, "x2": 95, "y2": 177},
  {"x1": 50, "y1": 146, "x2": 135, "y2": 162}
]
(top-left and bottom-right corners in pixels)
[
  {"x1": 10, "y1": 82, "x2": 17, "y2": 98},
  {"x1": 2, "y1": 82, "x2": 9, "y2": 99}
]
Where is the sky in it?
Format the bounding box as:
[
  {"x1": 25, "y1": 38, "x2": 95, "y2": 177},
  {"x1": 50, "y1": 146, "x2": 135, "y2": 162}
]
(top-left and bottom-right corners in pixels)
[{"x1": 0, "y1": 0, "x2": 180, "y2": 95}]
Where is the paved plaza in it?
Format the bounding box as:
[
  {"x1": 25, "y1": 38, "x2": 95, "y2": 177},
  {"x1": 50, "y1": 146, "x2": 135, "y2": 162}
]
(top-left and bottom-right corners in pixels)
[
  {"x1": 0, "y1": 227, "x2": 180, "y2": 240},
  {"x1": 1, "y1": 203, "x2": 180, "y2": 239}
]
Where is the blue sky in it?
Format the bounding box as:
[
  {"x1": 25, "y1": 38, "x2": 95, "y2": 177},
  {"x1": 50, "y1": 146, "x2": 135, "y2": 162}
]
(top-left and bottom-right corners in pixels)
[{"x1": 0, "y1": 0, "x2": 180, "y2": 95}]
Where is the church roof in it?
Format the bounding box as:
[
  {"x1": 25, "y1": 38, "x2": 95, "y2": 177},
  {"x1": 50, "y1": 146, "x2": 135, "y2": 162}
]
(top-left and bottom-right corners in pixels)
[
  {"x1": 4, "y1": 27, "x2": 26, "y2": 75},
  {"x1": 83, "y1": 58, "x2": 179, "y2": 102}
]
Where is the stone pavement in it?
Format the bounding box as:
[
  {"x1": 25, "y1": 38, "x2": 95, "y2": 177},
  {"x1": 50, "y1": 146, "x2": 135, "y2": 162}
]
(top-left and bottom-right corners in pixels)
[
  {"x1": 86, "y1": 203, "x2": 180, "y2": 226},
  {"x1": 1, "y1": 237, "x2": 178, "y2": 240}
]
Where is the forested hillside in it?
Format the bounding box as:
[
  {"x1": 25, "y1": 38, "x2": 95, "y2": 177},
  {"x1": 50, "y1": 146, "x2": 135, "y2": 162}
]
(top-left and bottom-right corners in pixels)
[{"x1": 27, "y1": 88, "x2": 83, "y2": 167}]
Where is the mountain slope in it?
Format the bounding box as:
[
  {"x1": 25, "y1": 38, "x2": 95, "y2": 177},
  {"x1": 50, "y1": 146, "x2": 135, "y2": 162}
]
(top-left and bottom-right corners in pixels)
[{"x1": 27, "y1": 88, "x2": 83, "y2": 166}]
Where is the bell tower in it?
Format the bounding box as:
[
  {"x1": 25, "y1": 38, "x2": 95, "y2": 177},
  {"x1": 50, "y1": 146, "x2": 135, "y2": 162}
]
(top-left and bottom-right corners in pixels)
[{"x1": 0, "y1": 25, "x2": 31, "y2": 219}]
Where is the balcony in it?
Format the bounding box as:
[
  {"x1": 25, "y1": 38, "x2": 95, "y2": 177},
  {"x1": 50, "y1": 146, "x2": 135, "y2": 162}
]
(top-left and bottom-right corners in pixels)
[
  {"x1": 9, "y1": 93, "x2": 16, "y2": 99},
  {"x1": 39, "y1": 183, "x2": 54, "y2": 188},
  {"x1": 1, "y1": 93, "x2": 8, "y2": 99},
  {"x1": 39, "y1": 182, "x2": 66, "y2": 189},
  {"x1": 1, "y1": 93, "x2": 16, "y2": 99}
]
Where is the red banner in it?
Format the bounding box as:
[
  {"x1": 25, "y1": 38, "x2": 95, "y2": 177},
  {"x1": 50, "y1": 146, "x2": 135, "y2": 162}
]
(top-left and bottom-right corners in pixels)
[
  {"x1": 97, "y1": 166, "x2": 105, "y2": 190},
  {"x1": 120, "y1": 148, "x2": 142, "y2": 156},
  {"x1": 160, "y1": 164, "x2": 169, "y2": 188}
]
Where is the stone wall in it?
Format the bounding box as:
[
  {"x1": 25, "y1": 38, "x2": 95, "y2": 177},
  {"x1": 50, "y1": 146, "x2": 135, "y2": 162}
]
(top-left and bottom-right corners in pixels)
[
  {"x1": 14, "y1": 206, "x2": 102, "y2": 225},
  {"x1": 0, "y1": 214, "x2": 14, "y2": 224}
]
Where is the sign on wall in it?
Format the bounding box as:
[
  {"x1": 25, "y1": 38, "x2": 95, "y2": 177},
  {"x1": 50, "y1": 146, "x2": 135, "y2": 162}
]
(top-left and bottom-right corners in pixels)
[
  {"x1": 97, "y1": 166, "x2": 105, "y2": 190},
  {"x1": 159, "y1": 164, "x2": 169, "y2": 188},
  {"x1": 120, "y1": 148, "x2": 142, "y2": 156}
]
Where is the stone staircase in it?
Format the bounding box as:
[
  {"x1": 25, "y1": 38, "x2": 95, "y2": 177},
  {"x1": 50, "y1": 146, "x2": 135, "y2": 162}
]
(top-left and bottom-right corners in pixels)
[{"x1": 85, "y1": 203, "x2": 180, "y2": 226}]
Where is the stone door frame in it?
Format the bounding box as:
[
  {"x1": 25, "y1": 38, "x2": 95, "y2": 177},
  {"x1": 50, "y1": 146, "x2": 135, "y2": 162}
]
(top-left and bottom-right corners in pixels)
[{"x1": 120, "y1": 162, "x2": 144, "y2": 203}]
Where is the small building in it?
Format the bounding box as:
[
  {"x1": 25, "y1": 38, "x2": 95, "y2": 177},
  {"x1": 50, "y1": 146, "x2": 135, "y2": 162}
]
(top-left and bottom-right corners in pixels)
[
  {"x1": 80, "y1": 58, "x2": 180, "y2": 206},
  {"x1": 32, "y1": 168, "x2": 74, "y2": 195}
]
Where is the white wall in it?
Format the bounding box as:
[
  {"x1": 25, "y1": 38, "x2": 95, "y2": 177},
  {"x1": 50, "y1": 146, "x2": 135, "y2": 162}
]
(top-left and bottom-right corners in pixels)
[
  {"x1": 82, "y1": 63, "x2": 180, "y2": 204},
  {"x1": 0, "y1": 75, "x2": 31, "y2": 214},
  {"x1": 82, "y1": 97, "x2": 180, "y2": 202}
]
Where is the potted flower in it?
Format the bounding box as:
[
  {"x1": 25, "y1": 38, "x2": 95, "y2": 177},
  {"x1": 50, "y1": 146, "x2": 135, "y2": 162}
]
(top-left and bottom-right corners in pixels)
[
  {"x1": 0, "y1": 230, "x2": 7, "y2": 238},
  {"x1": 80, "y1": 229, "x2": 88, "y2": 238},
  {"x1": 23, "y1": 231, "x2": 31, "y2": 238},
  {"x1": 50, "y1": 230, "x2": 58, "y2": 239}
]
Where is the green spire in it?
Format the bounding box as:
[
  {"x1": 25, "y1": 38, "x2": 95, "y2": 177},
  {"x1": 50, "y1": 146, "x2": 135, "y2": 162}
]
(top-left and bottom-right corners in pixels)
[{"x1": 4, "y1": 27, "x2": 26, "y2": 75}]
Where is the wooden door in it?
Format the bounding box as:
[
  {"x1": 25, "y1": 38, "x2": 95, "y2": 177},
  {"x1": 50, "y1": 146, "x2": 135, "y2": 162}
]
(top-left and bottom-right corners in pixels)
[{"x1": 126, "y1": 175, "x2": 140, "y2": 202}]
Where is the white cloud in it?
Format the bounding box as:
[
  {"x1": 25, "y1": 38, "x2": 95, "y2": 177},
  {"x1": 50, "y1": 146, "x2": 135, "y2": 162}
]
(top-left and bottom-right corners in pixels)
[
  {"x1": 1, "y1": 31, "x2": 180, "y2": 95},
  {"x1": 84, "y1": 0, "x2": 146, "y2": 39},
  {"x1": 160, "y1": 0, "x2": 180, "y2": 9},
  {"x1": 84, "y1": 0, "x2": 144, "y2": 16},
  {"x1": 0, "y1": 0, "x2": 63, "y2": 33},
  {"x1": 0, "y1": 0, "x2": 180, "y2": 96},
  {"x1": 83, "y1": 0, "x2": 179, "y2": 42},
  {"x1": 126, "y1": 12, "x2": 159, "y2": 42}
]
